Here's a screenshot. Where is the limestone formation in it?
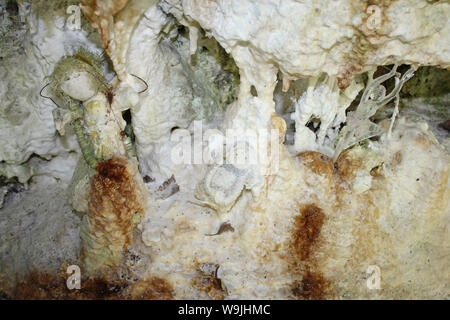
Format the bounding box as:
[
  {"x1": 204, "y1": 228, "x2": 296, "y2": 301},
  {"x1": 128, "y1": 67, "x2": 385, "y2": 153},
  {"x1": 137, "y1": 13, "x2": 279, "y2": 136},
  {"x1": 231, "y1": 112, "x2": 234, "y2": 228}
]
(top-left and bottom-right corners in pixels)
[{"x1": 0, "y1": 0, "x2": 449, "y2": 300}]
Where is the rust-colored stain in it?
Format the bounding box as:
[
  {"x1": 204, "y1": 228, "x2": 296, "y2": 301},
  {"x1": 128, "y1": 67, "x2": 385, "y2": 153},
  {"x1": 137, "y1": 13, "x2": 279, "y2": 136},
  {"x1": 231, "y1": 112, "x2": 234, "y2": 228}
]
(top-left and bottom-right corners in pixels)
[
  {"x1": 90, "y1": 157, "x2": 142, "y2": 248},
  {"x1": 192, "y1": 263, "x2": 227, "y2": 300},
  {"x1": 336, "y1": 149, "x2": 362, "y2": 182},
  {"x1": 82, "y1": 157, "x2": 144, "y2": 271},
  {"x1": 297, "y1": 151, "x2": 334, "y2": 178},
  {"x1": 336, "y1": 148, "x2": 386, "y2": 182},
  {"x1": 192, "y1": 275, "x2": 226, "y2": 300},
  {"x1": 414, "y1": 133, "x2": 432, "y2": 149},
  {"x1": 292, "y1": 270, "x2": 330, "y2": 300},
  {"x1": 337, "y1": 0, "x2": 394, "y2": 90},
  {"x1": 292, "y1": 204, "x2": 326, "y2": 261},
  {"x1": 96, "y1": 157, "x2": 128, "y2": 183},
  {"x1": 11, "y1": 266, "x2": 173, "y2": 300},
  {"x1": 338, "y1": 64, "x2": 363, "y2": 90},
  {"x1": 370, "y1": 164, "x2": 383, "y2": 177},
  {"x1": 125, "y1": 277, "x2": 174, "y2": 300},
  {"x1": 79, "y1": 0, "x2": 129, "y2": 51},
  {"x1": 289, "y1": 204, "x2": 331, "y2": 299}
]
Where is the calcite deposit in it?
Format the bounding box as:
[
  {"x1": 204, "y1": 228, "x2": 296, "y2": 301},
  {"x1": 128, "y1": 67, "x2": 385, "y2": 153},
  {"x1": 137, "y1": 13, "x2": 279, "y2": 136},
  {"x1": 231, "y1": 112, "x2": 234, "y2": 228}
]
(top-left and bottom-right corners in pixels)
[{"x1": 0, "y1": 0, "x2": 449, "y2": 300}]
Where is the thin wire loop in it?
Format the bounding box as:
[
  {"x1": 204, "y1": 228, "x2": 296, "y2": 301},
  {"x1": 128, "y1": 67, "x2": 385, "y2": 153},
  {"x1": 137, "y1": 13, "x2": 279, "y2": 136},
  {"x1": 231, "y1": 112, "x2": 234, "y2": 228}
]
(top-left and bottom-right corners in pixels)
[
  {"x1": 130, "y1": 73, "x2": 148, "y2": 94},
  {"x1": 39, "y1": 83, "x2": 61, "y2": 108}
]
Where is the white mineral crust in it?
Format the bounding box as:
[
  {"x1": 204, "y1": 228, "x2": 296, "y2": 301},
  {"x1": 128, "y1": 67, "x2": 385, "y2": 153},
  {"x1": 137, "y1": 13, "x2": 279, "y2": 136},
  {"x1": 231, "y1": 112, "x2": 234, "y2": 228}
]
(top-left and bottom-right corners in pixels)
[{"x1": 0, "y1": 0, "x2": 449, "y2": 299}]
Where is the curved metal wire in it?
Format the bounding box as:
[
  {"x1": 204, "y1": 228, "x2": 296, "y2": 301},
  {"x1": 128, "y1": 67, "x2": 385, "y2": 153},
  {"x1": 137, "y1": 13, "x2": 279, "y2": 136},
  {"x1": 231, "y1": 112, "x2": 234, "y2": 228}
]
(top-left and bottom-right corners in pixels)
[
  {"x1": 39, "y1": 83, "x2": 61, "y2": 108},
  {"x1": 130, "y1": 73, "x2": 149, "y2": 94}
]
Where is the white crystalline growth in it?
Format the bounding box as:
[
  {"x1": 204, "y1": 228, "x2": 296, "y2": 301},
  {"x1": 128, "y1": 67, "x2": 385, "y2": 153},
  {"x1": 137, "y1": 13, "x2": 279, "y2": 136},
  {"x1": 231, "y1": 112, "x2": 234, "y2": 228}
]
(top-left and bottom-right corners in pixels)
[
  {"x1": 0, "y1": 0, "x2": 103, "y2": 181},
  {"x1": 290, "y1": 75, "x2": 364, "y2": 157},
  {"x1": 334, "y1": 65, "x2": 415, "y2": 161},
  {"x1": 175, "y1": 0, "x2": 450, "y2": 81},
  {"x1": 59, "y1": 70, "x2": 98, "y2": 102}
]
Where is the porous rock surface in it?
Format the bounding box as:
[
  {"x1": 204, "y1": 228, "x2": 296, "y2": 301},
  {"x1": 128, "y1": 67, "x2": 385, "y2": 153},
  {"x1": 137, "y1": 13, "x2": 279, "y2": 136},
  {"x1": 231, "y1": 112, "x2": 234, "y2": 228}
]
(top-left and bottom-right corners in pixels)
[{"x1": 0, "y1": 0, "x2": 449, "y2": 299}]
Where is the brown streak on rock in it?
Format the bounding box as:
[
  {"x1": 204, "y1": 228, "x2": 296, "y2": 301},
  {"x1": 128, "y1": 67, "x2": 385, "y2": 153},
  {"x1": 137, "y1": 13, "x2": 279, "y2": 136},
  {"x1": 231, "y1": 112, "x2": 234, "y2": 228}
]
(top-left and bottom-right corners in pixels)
[
  {"x1": 90, "y1": 157, "x2": 141, "y2": 248},
  {"x1": 192, "y1": 263, "x2": 227, "y2": 300},
  {"x1": 336, "y1": 149, "x2": 362, "y2": 182},
  {"x1": 79, "y1": 0, "x2": 129, "y2": 51},
  {"x1": 297, "y1": 151, "x2": 335, "y2": 178},
  {"x1": 81, "y1": 157, "x2": 144, "y2": 273},
  {"x1": 338, "y1": 0, "x2": 395, "y2": 90},
  {"x1": 12, "y1": 266, "x2": 173, "y2": 300},
  {"x1": 292, "y1": 269, "x2": 331, "y2": 300},
  {"x1": 125, "y1": 277, "x2": 174, "y2": 300},
  {"x1": 293, "y1": 204, "x2": 326, "y2": 261},
  {"x1": 289, "y1": 204, "x2": 331, "y2": 299}
]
